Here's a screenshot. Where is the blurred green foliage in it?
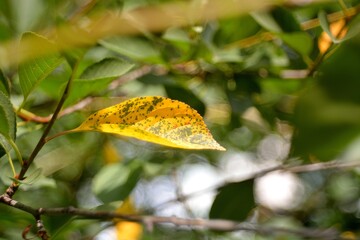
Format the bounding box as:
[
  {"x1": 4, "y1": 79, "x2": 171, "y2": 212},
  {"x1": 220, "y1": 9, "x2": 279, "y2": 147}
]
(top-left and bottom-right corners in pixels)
[{"x1": 1, "y1": 0, "x2": 360, "y2": 239}]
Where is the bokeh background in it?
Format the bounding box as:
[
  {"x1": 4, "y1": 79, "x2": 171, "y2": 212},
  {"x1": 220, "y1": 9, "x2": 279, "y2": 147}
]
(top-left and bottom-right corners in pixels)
[{"x1": 1, "y1": 0, "x2": 360, "y2": 239}]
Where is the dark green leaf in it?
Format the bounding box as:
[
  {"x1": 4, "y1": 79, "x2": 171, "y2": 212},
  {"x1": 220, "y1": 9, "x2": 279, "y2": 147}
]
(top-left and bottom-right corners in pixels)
[
  {"x1": 279, "y1": 32, "x2": 313, "y2": 56},
  {"x1": 18, "y1": 32, "x2": 64, "y2": 104},
  {"x1": 165, "y1": 85, "x2": 206, "y2": 116},
  {"x1": 292, "y1": 35, "x2": 360, "y2": 161},
  {"x1": 209, "y1": 180, "x2": 255, "y2": 221},
  {"x1": 92, "y1": 161, "x2": 142, "y2": 203},
  {"x1": 271, "y1": 7, "x2": 301, "y2": 32},
  {"x1": 214, "y1": 15, "x2": 260, "y2": 46}
]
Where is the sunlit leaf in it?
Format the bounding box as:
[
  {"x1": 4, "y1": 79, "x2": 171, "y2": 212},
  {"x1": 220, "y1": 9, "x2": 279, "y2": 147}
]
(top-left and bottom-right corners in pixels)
[
  {"x1": 115, "y1": 198, "x2": 143, "y2": 240},
  {"x1": 292, "y1": 35, "x2": 360, "y2": 161},
  {"x1": 318, "y1": 19, "x2": 347, "y2": 53},
  {"x1": 18, "y1": 32, "x2": 64, "y2": 104},
  {"x1": 72, "y1": 96, "x2": 225, "y2": 150}
]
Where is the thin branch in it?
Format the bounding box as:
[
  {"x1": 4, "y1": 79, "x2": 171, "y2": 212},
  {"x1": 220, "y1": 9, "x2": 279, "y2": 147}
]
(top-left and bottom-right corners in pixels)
[
  {"x1": 36, "y1": 218, "x2": 50, "y2": 240},
  {"x1": 0, "y1": 194, "x2": 345, "y2": 239},
  {"x1": 17, "y1": 97, "x2": 94, "y2": 123},
  {"x1": 287, "y1": 159, "x2": 360, "y2": 173},
  {"x1": 36, "y1": 207, "x2": 347, "y2": 240},
  {"x1": 108, "y1": 65, "x2": 156, "y2": 90},
  {"x1": 1, "y1": 160, "x2": 359, "y2": 239},
  {"x1": 4, "y1": 60, "x2": 81, "y2": 198},
  {"x1": 157, "y1": 159, "x2": 360, "y2": 209},
  {"x1": 0, "y1": 194, "x2": 351, "y2": 239}
]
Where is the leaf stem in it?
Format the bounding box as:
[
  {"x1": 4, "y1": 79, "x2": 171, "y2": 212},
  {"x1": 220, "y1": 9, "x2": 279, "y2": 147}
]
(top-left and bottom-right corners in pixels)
[
  {"x1": 8, "y1": 139, "x2": 23, "y2": 166},
  {"x1": 0, "y1": 141, "x2": 16, "y2": 176},
  {"x1": 45, "y1": 130, "x2": 77, "y2": 143}
]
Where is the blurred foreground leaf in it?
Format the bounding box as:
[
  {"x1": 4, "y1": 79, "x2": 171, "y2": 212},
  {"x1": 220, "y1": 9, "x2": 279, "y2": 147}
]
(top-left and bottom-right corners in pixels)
[{"x1": 70, "y1": 96, "x2": 225, "y2": 150}]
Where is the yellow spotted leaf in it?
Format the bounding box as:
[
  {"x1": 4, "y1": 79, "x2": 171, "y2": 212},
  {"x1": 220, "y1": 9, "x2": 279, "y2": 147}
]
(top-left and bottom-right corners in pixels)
[{"x1": 72, "y1": 96, "x2": 225, "y2": 150}]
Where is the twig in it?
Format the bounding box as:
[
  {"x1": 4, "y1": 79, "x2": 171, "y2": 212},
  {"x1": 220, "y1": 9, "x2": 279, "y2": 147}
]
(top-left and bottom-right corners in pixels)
[
  {"x1": 4, "y1": 206, "x2": 343, "y2": 240},
  {"x1": 108, "y1": 65, "x2": 156, "y2": 90},
  {"x1": 1, "y1": 160, "x2": 359, "y2": 239},
  {"x1": 17, "y1": 97, "x2": 94, "y2": 123},
  {"x1": 287, "y1": 159, "x2": 360, "y2": 173},
  {"x1": 0, "y1": 197, "x2": 343, "y2": 240},
  {"x1": 1, "y1": 59, "x2": 81, "y2": 238},
  {"x1": 6, "y1": 60, "x2": 80, "y2": 196},
  {"x1": 157, "y1": 159, "x2": 360, "y2": 208}
]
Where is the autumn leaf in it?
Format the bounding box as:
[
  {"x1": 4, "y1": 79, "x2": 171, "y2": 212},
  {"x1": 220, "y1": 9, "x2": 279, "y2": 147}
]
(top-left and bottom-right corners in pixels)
[
  {"x1": 115, "y1": 198, "x2": 142, "y2": 240},
  {"x1": 70, "y1": 96, "x2": 225, "y2": 150},
  {"x1": 318, "y1": 19, "x2": 347, "y2": 53}
]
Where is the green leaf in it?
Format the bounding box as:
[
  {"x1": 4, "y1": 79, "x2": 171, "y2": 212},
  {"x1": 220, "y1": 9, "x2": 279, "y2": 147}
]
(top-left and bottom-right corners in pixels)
[
  {"x1": 251, "y1": 11, "x2": 282, "y2": 33},
  {"x1": 92, "y1": 161, "x2": 142, "y2": 203},
  {"x1": 18, "y1": 32, "x2": 64, "y2": 104},
  {"x1": 209, "y1": 180, "x2": 255, "y2": 221},
  {"x1": 271, "y1": 7, "x2": 301, "y2": 33},
  {"x1": 319, "y1": 10, "x2": 341, "y2": 44},
  {"x1": 252, "y1": 7, "x2": 300, "y2": 33},
  {"x1": 70, "y1": 96, "x2": 225, "y2": 151},
  {"x1": 165, "y1": 85, "x2": 206, "y2": 117},
  {"x1": 139, "y1": 75, "x2": 206, "y2": 116},
  {"x1": 99, "y1": 36, "x2": 162, "y2": 63},
  {"x1": 0, "y1": 91, "x2": 15, "y2": 140},
  {"x1": 79, "y1": 58, "x2": 133, "y2": 80},
  {"x1": 292, "y1": 35, "x2": 360, "y2": 161},
  {"x1": 162, "y1": 27, "x2": 191, "y2": 44},
  {"x1": 65, "y1": 58, "x2": 134, "y2": 105},
  {"x1": 0, "y1": 69, "x2": 10, "y2": 96},
  {"x1": 0, "y1": 91, "x2": 16, "y2": 159},
  {"x1": 279, "y1": 32, "x2": 313, "y2": 56}
]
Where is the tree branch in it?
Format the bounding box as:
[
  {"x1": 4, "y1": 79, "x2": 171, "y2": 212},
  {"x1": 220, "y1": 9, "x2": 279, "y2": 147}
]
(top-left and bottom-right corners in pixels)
[
  {"x1": 157, "y1": 159, "x2": 360, "y2": 208},
  {"x1": 0, "y1": 195, "x2": 344, "y2": 239},
  {"x1": 1, "y1": 20, "x2": 83, "y2": 240},
  {"x1": 36, "y1": 206, "x2": 345, "y2": 240},
  {"x1": 4, "y1": 59, "x2": 81, "y2": 200}
]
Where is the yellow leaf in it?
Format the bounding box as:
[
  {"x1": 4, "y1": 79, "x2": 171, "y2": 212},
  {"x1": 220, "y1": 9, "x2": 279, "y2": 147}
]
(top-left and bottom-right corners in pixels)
[
  {"x1": 72, "y1": 96, "x2": 226, "y2": 150},
  {"x1": 318, "y1": 19, "x2": 347, "y2": 53},
  {"x1": 116, "y1": 221, "x2": 142, "y2": 240},
  {"x1": 115, "y1": 198, "x2": 142, "y2": 240},
  {"x1": 103, "y1": 140, "x2": 123, "y2": 164}
]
